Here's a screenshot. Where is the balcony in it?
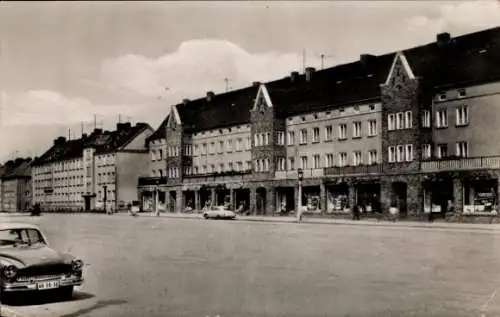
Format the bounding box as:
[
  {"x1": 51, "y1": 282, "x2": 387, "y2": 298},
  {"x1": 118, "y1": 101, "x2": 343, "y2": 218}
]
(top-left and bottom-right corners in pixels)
[
  {"x1": 274, "y1": 168, "x2": 324, "y2": 180},
  {"x1": 324, "y1": 164, "x2": 383, "y2": 176},
  {"x1": 184, "y1": 171, "x2": 252, "y2": 184},
  {"x1": 138, "y1": 177, "x2": 168, "y2": 186},
  {"x1": 421, "y1": 156, "x2": 500, "y2": 173}
]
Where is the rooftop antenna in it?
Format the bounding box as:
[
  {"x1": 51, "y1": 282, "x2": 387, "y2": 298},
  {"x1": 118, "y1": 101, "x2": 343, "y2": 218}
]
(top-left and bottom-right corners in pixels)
[
  {"x1": 80, "y1": 122, "x2": 84, "y2": 136},
  {"x1": 302, "y1": 48, "x2": 306, "y2": 73},
  {"x1": 318, "y1": 53, "x2": 335, "y2": 70},
  {"x1": 68, "y1": 128, "x2": 71, "y2": 141},
  {"x1": 93, "y1": 114, "x2": 97, "y2": 129},
  {"x1": 224, "y1": 78, "x2": 231, "y2": 92}
]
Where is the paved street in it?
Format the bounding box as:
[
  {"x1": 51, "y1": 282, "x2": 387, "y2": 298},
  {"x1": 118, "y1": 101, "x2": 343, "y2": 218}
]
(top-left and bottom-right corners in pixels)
[{"x1": 3, "y1": 214, "x2": 500, "y2": 317}]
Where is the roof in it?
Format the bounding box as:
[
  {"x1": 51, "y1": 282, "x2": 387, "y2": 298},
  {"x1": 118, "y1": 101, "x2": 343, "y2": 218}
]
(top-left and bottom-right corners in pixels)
[
  {"x1": 0, "y1": 223, "x2": 41, "y2": 231},
  {"x1": 174, "y1": 26, "x2": 500, "y2": 131},
  {"x1": 32, "y1": 122, "x2": 151, "y2": 166},
  {"x1": 175, "y1": 85, "x2": 259, "y2": 132},
  {"x1": 147, "y1": 116, "x2": 169, "y2": 143},
  {"x1": 1, "y1": 159, "x2": 32, "y2": 180}
]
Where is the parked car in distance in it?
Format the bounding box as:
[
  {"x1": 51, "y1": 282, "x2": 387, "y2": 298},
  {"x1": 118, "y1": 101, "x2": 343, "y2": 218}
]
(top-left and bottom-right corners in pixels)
[
  {"x1": 203, "y1": 206, "x2": 236, "y2": 220},
  {"x1": 0, "y1": 223, "x2": 84, "y2": 302}
]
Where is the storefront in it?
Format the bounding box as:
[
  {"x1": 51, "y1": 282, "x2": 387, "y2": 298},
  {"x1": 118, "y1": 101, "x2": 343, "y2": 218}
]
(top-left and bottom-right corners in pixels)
[{"x1": 325, "y1": 183, "x2": 350, "y2": 213}]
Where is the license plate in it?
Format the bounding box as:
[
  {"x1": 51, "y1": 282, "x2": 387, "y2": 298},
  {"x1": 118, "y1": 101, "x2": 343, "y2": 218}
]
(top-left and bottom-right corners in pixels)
[{"x1": 37, "y1": 281, "x2": 60, "y2": 290}]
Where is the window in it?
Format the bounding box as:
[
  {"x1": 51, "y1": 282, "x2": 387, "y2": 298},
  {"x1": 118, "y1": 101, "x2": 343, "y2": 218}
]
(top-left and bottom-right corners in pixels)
[
  {"x1": 263, "y1": 159, "x2": 270, "y2": 171},
  {"x1": 338, "y1": 124, "x2": 347, "y2": 140},
  {"x1": 299, "y1": 129, "x2": 308, "y2": 144},
  {"x1": 325, "y1": 125, "x2": 333, "y2": 141},
  {"x1": 226, "y1": 139, "x2": 233, "y2": 152},
  {"x1": 228, "y1": 162, "x2": 233, "y2": 171},
  {"x1": 300, "y1": 156, "x2": 308, "y2": 169},
  {"x1": 422, "y1": 144, "x2": 431, "y2": 159},
  {"x1": 352, "y1": 122, "x2": 362, "y2": 138},
  {"x1": 368, "y1": 150, "x2": 378, "y2": 165},
  {"x1": 312, "y1": 127, "x2": 320, "y2": 143},
  {"x1": 396, "y1": 145, "x2": 404, "y2": 162},
  {"x1": 246, "y1": 137, "x2": 251, "y2": 150},
  {"x1": 210, "y1": 164, "x2": 216, "y2": 173},
  {"x1": 388, "y1": 114, "x2": 396, "y2": 131},
  {"x1": 237, "y1": 161, "x2": 243, "y2": 171},
  {"x1": 287, "y1": 131, "x2": 295, "y2": 145},
  {"x1": 367, "y1": 120, "x2": 377, "y2": 137},
  {"x1": 353, "y1": 151, "x2": 362, "y2": 166},
  {"x1": 277, "y1": 132, "x2": 285, "y2": 145},
  {"x1": 313, "y1": 154, "x2": 321, "y2": 168},
  {"x1": 277, "y1": 157, "x2": 286, "y2": 171},
  {"x1": 456, "y1": 142, "x2": 468, "y2": 157},
  {"x1": 405, "y1": 144, "x2": 413, "y2": 162},
  {"x1": 338, "y1": 152, "x2": 347, "y2": 167},
  {"x1": 288, "y1": 157, "x2": 295, "y2": 170},
  {"x1": 194, "y1": 144, "x2": 199, "y2": 155},
  {"x1": 209, "y1": 142, "x2": 215, "y2": 154},
  {"x1": 158, "y1": 149, "x2": 163, "y2": 160},
  {"x1": 404, "y1": 111, "x2": 412, "y2": 129},
  {"x1": 456, "y1": 106, "x2": 469, "y2": 126},
  {"x1": 218, "y1": 141, "x2": 224, "y2": 153},
  {"x1": 388, "y1": 146, "x2": 396, "y2": 163},
  {"x1": 458, "y1": 88, "x2": 467, "y2": 98},
  {"x1": 246, "y1": 161, "x2": 252, "y2": 171},
  {"x1": 202, "y1": 165, "x2": 207, "y2": 174},
  {"x1": 254, "y1": 160, "x2": 261, "y2": 172},
  {"x1": 265, "y1": 133, "x2": 271, "y2": 145},
  {"x1": 422, "y1": 110, "x2": 431, "y2": 128},
  {"x1": 436, "y1": 109, "x2": 448, "y2": 128},
  {"x1": 325, "y1": 154, "x2": 335, "y2": 167},
  {"x1": 437, "y1": 144, "x2": 448, "y2": 158},
  {"x1": 201, "y1": 143, "x2": 207, "y2": 154},
  {"x1": 236, "y1": 138, "x2": 243, "y2": 151},
  {"x1": 396, "y1": 112, "x2": 404, "y2": 129},
  {"x1": 254, "y1": 134, "x2": 260, "y2": 147},
  {"x1": 219, "y1": 163, "x2": 224, "y2": 172}
]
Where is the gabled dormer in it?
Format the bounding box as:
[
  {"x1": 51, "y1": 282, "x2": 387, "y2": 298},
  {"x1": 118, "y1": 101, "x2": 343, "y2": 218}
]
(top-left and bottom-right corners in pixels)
[{"x1": 165, "y1": 104, "x2": 184, "y2": 183}]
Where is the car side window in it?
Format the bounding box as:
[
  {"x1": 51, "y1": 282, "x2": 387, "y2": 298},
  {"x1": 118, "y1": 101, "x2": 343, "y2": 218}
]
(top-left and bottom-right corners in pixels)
[{"x1": 27, "y1": 229, "x2": 44, "y2": 244}]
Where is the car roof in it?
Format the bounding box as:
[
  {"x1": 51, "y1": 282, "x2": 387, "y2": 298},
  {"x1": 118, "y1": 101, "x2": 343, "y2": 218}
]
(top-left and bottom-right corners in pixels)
[{"x1": 0, "y1": 223, "x2": 41, "y2": 231}]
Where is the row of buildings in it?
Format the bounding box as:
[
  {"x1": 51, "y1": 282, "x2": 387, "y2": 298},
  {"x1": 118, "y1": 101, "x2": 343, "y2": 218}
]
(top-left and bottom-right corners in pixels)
[
  {"x1": 0, "y1": 158, "x2": 32, "y2": 212},
  {"x1": 3, "y1": 26, "x2": 500, "y2": 216}
]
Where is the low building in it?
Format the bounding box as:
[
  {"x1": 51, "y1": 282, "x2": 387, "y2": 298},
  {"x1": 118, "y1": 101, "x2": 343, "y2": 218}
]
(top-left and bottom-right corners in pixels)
[
  {"x1": 0, "y1": 158, "x2": 32, "y2": 212},
  {"x1": 137, "y1": 26, "x2": 500, "y2": 217},
  {"x1": 32, "y1": 122, "x2": 154, "y2": 212}
]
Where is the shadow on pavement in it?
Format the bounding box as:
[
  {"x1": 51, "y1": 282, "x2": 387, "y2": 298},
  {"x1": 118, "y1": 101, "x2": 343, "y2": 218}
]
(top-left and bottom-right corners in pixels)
[
  {"x1": 2, "y1": 291, "x2": 95, "y2": 306},
  {"x1": 59, "y1": 299, "x2": 128, "y2": 317}
]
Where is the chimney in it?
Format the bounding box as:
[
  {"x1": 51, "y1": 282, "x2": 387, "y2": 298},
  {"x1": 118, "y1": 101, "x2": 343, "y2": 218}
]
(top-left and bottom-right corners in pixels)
[
  {"x1": 360, "y1": 54, "x2": 376, "y2": 66},
  {"x1": 124, "y1": 122, "x2": 131, "y2": 130},
  {"x1": 54, "y1": 136, "x2": 66, "y2": 145},
  {"x1": 437, "y1": 32, "x2": 451, "y2": 47},
  {"x1": 182, "y1": 98, "x2": 190, "y2": 105},
  {"x1": 252, "y1": 81, "x2": 261, "y2": 87},
  {"x1": 290, "y1": 71, "x2": 299, "y2": 83},
  {"x1": 93, "y1": 128, "x2": 103, "y2": 135},
  {"x1": 82, "y1": 133, "x2": 88, "y2": 139},
  {"x1": 206, "y1": 91, "x2": 215, "y2": 102},
  {"x1": 305, "y1": 67, "x2": 315, "y2": 82}
]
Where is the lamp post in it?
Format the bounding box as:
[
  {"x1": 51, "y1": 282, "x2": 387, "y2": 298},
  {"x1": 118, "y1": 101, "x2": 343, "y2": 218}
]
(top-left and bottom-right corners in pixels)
[
  {"x1": 297, "y1": 168, "x2": 304, "y2": 222},
  {"x1": 154, "y1": 178, "x2": 160, "y2": 216},
  {"x1": 103, "y1": 185, "x2": 108, "y2": 214}
]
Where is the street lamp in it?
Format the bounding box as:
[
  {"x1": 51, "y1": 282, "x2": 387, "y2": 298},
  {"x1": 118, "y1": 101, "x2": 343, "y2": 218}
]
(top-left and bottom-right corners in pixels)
[
  {"x1": 154, "y1": 178, "x2": 160, "y2": 216},
  {"x1": 297, "y1": 168, "x2": 304, "y2": 222}
]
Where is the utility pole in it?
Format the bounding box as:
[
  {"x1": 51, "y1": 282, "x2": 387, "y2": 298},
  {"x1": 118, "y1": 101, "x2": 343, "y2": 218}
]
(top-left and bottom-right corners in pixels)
[
  {"x1": 81, "y1": 122, "x2": 84, "y2": 136},
  {"x1": 68, "y1": 128, "x2": 71, "y2": 141},
  {"x1": 302, "y1": 48, "x2": 306, "y2": 73},
  {"x1": 94, "y1": 115, "x2": 97, "y2": 130}
]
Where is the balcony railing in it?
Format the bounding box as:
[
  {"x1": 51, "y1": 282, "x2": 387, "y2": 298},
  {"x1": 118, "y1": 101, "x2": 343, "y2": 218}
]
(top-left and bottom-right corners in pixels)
[
  {"x1": 420, "y1": 156, "x2": 500, "y2": 172},
  {"x1": 184, "y1": 171, "x2": 252, "y2": 183},
  {"x1": 324, "y1": 164, "x2": 383, "y2": 176},
  {"x1": 274, "y1": 168, "x2": 324, "y2": 180},
  {"x1": 138, "y1": 177, "x2": 168, "y2": 186}
]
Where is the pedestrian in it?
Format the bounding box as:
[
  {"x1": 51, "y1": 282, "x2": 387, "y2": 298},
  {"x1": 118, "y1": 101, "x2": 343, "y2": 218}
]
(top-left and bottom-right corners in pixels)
[{"x1": 352, "y1": 204, "x2": 361, "y2": 220}]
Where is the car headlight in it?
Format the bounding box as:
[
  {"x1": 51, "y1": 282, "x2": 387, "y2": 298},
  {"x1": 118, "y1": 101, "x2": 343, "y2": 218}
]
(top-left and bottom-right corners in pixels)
[
  {"x1": 3, "y1": 265, "x2": 18, "y2": 279},
  {"x1": 71, "y1": 259, "x2": 84, "y2": 271}
]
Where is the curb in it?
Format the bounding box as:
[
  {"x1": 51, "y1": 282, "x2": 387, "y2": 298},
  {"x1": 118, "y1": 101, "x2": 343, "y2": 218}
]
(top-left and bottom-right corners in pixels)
[{"x1": 131, "y1": 213, "x2": 500, "y2": 232}]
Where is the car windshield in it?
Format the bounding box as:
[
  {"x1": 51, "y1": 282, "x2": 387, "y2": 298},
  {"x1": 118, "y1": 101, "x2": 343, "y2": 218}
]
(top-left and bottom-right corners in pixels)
[{"x1": 0, "y1": 228, "x2": 46, "y2": 247}]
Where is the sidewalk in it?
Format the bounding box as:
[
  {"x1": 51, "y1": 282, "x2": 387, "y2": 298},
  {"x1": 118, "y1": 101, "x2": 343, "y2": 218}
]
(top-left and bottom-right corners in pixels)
[{"x1": 121, "y1": 211, "x2": 500, "y2": 231}]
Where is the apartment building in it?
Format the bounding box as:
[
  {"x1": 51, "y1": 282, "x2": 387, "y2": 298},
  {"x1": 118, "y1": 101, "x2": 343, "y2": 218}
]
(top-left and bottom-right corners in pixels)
[
  {"x1": 32, "y1": 122, "x2": 153, "y2": 212},
  {"x1": 0, "y1": 158, "x2": 32, "y2": 212},
  {"x1": 137, "y1": 26, "x2": 500, "y2": 217}
]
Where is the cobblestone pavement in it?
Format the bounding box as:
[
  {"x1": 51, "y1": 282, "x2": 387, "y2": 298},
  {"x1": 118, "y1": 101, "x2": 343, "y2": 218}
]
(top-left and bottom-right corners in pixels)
[{"x1": 2, "y1": 213, "x2": 500, "y2": 317}]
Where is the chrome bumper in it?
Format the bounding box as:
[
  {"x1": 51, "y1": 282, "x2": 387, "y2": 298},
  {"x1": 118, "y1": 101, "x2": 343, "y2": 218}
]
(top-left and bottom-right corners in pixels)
[{"x1": 2, "y1": 275, "x2": 84, "y2": 292}]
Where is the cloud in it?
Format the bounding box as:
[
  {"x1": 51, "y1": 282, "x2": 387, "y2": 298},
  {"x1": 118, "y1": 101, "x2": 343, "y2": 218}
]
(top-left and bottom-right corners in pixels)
[
  {"x1": 100, "y1": 39, "x2": 333, "y2": 101},
  {"x1": 405, "y1": 1, "x2": 500, "y2": 38},
  {"x1": 1, "y1": 90, "x2": 139, "y2": 127}
]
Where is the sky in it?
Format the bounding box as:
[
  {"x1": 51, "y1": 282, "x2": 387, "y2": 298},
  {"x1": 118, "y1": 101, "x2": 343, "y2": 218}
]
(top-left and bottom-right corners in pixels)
[{"x1": 1, "y1": 0, "x2": 500, "y2": 162}]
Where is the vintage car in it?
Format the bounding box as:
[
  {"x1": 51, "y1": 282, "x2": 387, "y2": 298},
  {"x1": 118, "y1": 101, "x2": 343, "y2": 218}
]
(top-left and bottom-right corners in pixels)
[
  {"x1": 203, "y1": 206, "x2": 236, "y2": 220},
  {"x1": 0, "y1": 223, "x2": 84, "y2": 301}
]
